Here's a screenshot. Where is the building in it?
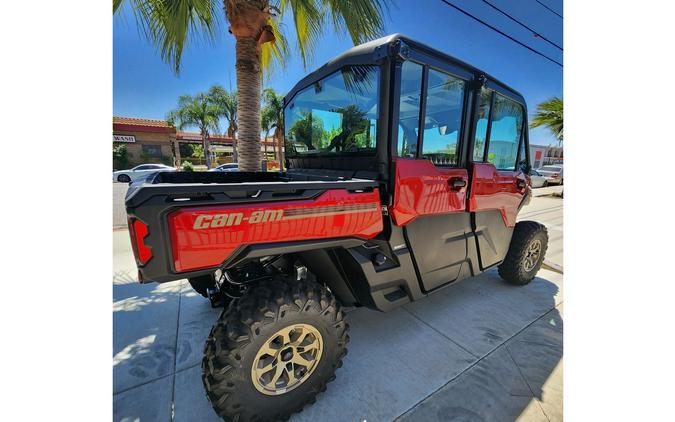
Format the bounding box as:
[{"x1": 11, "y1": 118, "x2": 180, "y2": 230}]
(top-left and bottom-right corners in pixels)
[
  {"x1": 113, "y1": 116, "x2": 282, "y2": 169},
  {"x1": 530, "y1": 144, "x2": 563, "y2": 169},
  {"x1": 113, "y1": 117, "x2": 178, "y2": 168}
]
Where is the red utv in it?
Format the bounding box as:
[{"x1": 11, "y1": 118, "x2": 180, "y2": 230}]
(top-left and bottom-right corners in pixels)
[{"x1": 125, "y1": 34, "x2": 548, "y2": 421}]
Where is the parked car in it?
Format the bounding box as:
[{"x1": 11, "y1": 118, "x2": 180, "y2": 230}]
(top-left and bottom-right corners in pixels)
[
  {"x1": 208, "y1": 163, "x2": 239, "y2": 172},
  {"x1": 112, "y1": 163, "x2": 176, "y2": 183},
  {"x1": 537, "y1": 164, "x2": 564, "y2": 185},
  {"x1": 530, "y1": 169, "x2": 549, "y2": 188},
  {"x1": 124, "y1": 35, "x2": 548, "y2": 422}
]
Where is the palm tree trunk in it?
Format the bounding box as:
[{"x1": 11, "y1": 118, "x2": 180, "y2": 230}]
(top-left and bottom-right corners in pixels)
[
  {"x1": 202, "y1": 128, "x2": 212, "y2": 169},
  {"x1": 235, "y1": 36, "x2": 262, "y2": 172}
]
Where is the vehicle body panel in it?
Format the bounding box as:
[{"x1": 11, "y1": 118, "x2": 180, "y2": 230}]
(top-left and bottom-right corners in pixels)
[
  {"x1": 389, "y1": 158, "x2": 468, "y2": 226},
  {"x1": 113, "y1": 164, "x2": 176, "y2": 182},
  {"x1": 468, "y1": 162, "x2": 526, "y2": 228},
  {"x1": 167, "y1": 189, "x2": 383, "y2": 272},
  {"x1": 537, "y1": 165, "x2": 563, "y2": 184},
  {"x1": 529, "y1": 170, "x2": 548, "y2": 188},
  {"x1": 209, "y1": 163, "x2": 239, "y2": 172}
]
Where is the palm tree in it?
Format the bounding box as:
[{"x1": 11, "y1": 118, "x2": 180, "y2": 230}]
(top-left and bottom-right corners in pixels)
[
  {"x1": 261, "y1": 87, "x2": 284, "y2": 165},
  {"x1": 531, "y1": 97, "x2": 563, "y2": 144},
  {"x1": 208, "y1": 85, "x2": 238, "y2": 138},
  {"x1": 113, "y1": 0, "x2": 387, "y2": 172},
  {"x1": 167, "y1": 92, "x2": 221, "y2": 169},
  {"x1": 207, "y1": 85, "x2": 238, "y2": 160}
]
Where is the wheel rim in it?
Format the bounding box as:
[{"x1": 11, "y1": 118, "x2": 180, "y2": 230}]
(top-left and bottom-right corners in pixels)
[
  {"x1": 251, "y1": 323, "x2": 323, "y2": 396},
  {"x1": 523, "y1": 239, "x2": 542, "y2": 272}
]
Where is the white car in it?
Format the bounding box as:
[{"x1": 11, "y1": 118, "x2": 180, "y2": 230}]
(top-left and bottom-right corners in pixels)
[
  {"x1": 536, "y1": 165, "x2": 564, "y2": 185},
  {"x1": 208, "y1": 163, "x2": 239, "y2": 172},
  {"x1": 529, "y1": 169, "x2": 549, "y2": 188},
  {"x1": 113, "y1": 164, "x2": 176, "y2": 183}
]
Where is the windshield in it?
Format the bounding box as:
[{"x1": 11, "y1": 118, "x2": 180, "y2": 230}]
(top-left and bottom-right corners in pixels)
[{"x1": 284, "y1": 65, "x2": 380, "y2": 157}]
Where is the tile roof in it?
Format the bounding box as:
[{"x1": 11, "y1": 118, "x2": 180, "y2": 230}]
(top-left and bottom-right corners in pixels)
[{"x1": 113, "y1": 116, "x2": 173, "y2": 128}]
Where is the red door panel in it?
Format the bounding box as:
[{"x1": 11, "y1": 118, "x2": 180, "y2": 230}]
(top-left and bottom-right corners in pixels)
[
  {"x1": 468, "y1": 162, "x2": 527, "y2": 227},
  {"x1": 390, "y1": 158, "x2": 468, "y2": 226}
]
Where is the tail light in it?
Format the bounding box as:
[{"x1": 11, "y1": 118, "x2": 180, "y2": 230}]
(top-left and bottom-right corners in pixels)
[
  {"x1": 552, "y1": 173, "x2": 559, "y2": 177},
  {"x1": 128, "y1": 217, "x2": 153, "y2": 266}
]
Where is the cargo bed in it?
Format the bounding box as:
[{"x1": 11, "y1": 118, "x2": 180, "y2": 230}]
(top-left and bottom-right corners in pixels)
[{"x1": 125, "y1": 171, "x2": 382, "y2": 283}]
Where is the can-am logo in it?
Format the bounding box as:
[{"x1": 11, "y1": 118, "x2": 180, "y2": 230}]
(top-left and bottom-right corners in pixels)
[{"x1": 193, "y1": 210, "x2": 284, "y2": 229}]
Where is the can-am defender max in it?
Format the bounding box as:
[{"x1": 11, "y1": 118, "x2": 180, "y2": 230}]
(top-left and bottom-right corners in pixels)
[{"x1": 125, "y1": 34, "x2": 548, "y2": 421}]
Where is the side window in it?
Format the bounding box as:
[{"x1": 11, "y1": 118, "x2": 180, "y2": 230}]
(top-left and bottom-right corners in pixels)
[
  {"x1": 396, "y1": 61, "x2": 424, "y2": 157},
  {"x1": 487, "y1": 94, "x2": 524, "y2": 170},
  {"x1": 473, "y1": 88, "x2": 492, "y2": 161},
  {"x1": 421, "y1": 69, "x2": 465, "y2": 166}
]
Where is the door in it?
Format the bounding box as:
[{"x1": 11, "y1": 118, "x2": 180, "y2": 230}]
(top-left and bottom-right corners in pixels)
[
  {"x1": 468, "y1": 90, "x2": 528, "y2": 269},
  {"x1": 389, "y1": 62, "x2": 470, "y2": 291}
]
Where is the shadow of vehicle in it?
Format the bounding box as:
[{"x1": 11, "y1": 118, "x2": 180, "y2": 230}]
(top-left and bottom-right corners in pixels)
[{"x1": 113, "y1": 269, "x2": 562, "y2": 422}]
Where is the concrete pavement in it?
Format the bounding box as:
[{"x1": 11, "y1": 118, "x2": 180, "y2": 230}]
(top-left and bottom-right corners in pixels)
[
  {"x1": 518, "y1": 195, "x2": 563, "y2": 269},
  {"x1": 113, "y1": 182, "x2": 129, "y2": 229},
  {"x1": 113, "y1": 192, "x2": 563, "y2": 422}
]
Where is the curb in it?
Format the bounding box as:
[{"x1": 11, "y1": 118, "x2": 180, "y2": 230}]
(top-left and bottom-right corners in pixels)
[{"x1": 542, "y1": 260, "x2": 563, "y2": 274}]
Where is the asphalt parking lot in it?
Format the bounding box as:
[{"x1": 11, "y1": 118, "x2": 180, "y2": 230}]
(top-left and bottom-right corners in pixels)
[{"x1": 113, "y1": 184, "x2": 563, "y2": 421}]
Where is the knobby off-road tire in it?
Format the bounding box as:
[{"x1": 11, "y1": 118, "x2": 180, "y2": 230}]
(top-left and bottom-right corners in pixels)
[
  {"x1": 202, "y1": 276, "x2": 349, "y2": 422},
  {"x1": 498, "y1": 221, "x2": 548, "y2": 285}
]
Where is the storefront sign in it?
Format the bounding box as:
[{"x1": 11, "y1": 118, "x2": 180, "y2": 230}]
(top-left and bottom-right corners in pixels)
[{"x1": 113, "y1": 134, "x2": 136, "y2": 143}]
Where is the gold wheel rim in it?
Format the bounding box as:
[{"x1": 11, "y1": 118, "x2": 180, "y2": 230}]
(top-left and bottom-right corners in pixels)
[
  {"x1": 524, "y1": 239, "x2": 542, "y2": 271},
  {"x1": 251, "y1": 323, "x2": 324, "y2": 396}
]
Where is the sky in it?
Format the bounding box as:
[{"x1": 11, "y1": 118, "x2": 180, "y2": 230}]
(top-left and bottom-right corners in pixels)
[{"x1": 113, "y1": 0, "x2": 563, "y2": 147}]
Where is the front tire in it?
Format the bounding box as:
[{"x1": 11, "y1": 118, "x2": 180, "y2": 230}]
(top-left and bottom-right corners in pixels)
[
  {"x1": 117, "y1": 174, "x2": 131, "y2": 183},
  {"x1": 202, "y1": 276, "x2": 349, "y2": 422},
  {"x1": 498, "y1": 221, "x2": 548, "y2": 285}
]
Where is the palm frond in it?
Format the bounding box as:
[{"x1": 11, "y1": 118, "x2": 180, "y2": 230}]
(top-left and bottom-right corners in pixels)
[
  {"x1": 115, "y1": 0, "x2": 219, "y2": 74},
  {"x1": 530, "y1": 97, "x2": 563, "y2": 141},
  {"x1": 321, "y1": 0, "x2": 386, "y2": 45}
]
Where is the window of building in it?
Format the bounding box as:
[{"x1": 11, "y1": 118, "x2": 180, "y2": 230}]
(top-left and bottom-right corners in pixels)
[
  {"x1": 142, "y1": 144, "x2": 162, "y2": 158},
  {"x1": 396, "y1": 61, "x2": 424, "y2": 158},
  {"x1": 486, "y1": 94, "x2": 524, "y2": 171},
  {"x1": 420, "y1": 69, "x2": 465, "y2": 166},
  {"x1": 473, "y1": 88, "x2": 492, "y2": 161}
]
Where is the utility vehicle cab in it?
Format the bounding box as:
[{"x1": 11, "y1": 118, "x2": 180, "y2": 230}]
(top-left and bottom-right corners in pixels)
[{"x1": 281, "y1": 33, "x2": 532, "y2": 296}]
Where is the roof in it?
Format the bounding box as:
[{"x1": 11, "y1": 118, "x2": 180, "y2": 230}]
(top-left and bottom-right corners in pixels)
[
  {"x1": 286, "y1": 33, "x2": 525, "y2": 106},
  {"x1": 113, "y1": 116, "x2": 172, "y2": 128},
  {"x1": 113, "y1": 116, "x2": 176, "y2": 134}
]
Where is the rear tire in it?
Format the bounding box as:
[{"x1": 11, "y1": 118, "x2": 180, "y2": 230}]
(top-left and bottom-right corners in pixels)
[
  {"x1": 543, "y1": 180, "x2": 548, "y2": 187},
  {"x1": 202, "y1": 276, "x2": 349, "y2": 422},
  {"x1": 117, "y1": 174, "x2": 131, "y2": 183},
  {"x1": 498, "y1": 221, "x2": 548, "y2": 285}
]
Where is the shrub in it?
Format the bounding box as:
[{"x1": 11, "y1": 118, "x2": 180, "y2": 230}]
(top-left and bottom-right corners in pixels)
[
  {"x1": 182, "y1": 161, "x2": 194, "y2": 172},
  {"x1": 113, "y1": 144, "x2": 129, "y2": 169},
  {"x1": 160, "y1": 155, "x2": 174, "y2": 166}
]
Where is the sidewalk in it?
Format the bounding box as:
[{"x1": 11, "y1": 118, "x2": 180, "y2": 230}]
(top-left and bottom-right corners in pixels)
[{"x1": 113, "y1": 230, "x2": 562, "y2": 422}]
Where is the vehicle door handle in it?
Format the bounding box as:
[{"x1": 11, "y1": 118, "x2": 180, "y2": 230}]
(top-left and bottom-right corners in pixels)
[
  {"x1": 449, "y1": 177, "x2": 466, "y2": 189},
  {"x1": 516, "y1": 179, "x2": 526, "y2": 189}
]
